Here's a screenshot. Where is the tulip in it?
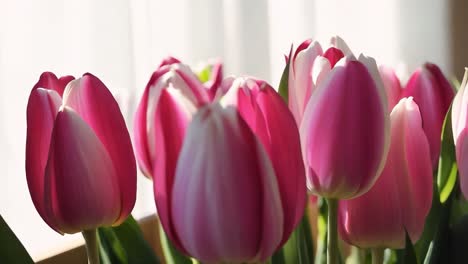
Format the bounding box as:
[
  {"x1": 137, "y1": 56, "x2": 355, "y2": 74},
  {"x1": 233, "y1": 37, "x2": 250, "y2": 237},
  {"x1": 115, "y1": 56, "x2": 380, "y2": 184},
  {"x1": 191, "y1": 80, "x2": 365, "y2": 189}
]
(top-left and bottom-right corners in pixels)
[
  {"x1": 452, "y1": 68, "x2": 468, "y2": 199},
  {"x1": 338, "y1": 97, "x2": 433, "y2": 250},
  {"x1": 194, "y1": 60, "x2": 224, "y2": 100},
  {"x1": 379, "y1": 65, "x2": 402, "y2": 110},
  {"x1": 134, "y1": 58, "x2": 212, "y2": 255},
  {"x1": 171, "y1": 103, "x2": 284, "y2": 263},
  {"x1": 288, "y1": 39, "x2": 346, "y2": 126},
  {"x1": 300, "y1": 54, "x2": 389, "y2": 199},
  {"x1": 401, "y1": 63, "x2": 455, "y2": 168},
  {"x1": 26, "y1": 72, "x2": 136, "y2": 234},
  {"x1": 222, "y1": 77, "x2": 307, "y2": 244}
]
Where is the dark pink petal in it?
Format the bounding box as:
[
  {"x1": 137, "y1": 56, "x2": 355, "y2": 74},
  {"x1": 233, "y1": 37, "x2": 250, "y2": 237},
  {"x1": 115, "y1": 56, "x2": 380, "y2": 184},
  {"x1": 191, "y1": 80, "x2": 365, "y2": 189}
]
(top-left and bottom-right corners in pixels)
[
  {"x1": 44, "y1": 108, "x2": 120, "y2": 233},
  {"x1": 236, "y1": 79, "x2": 306, "y2": 245},
  {"x1": 152, "y1": 89, "x2": 193, "y2": 254},
  {"x1": 171, "y1": 105, "x2": 283, "y2": 263},
  {"x1": 173, "y1": 65, "x2": 210, "y2": 106},
  {"x1": 402, "y1": 63, "x2": 455, "y2": 167},
  {"x1": 293, "y1": 39, "x2": 312, "y2": 62},
  {"x1": 159, "y1": 56, "x2": 181, "y2": 68},
  {"x1": 205, "y1": 62, "x2": 223, "y2": 99},
  {"x1": 32, "y1": 72, "x2": 75, "y2": 97},
  {"x1": 62, "y1": 73, "x2": 136, "y2": 224},
  {"x1": 25, "y1": 88, "x2": 62, "y2": 232},
  {"x1": 323, "y1": 47, "x2": 344, "y2": 68}
]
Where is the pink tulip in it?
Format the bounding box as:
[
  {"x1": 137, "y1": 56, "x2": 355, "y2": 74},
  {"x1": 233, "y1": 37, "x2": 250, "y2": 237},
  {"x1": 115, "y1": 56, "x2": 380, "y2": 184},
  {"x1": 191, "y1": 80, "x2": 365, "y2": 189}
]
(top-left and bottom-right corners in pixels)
[
  {"x1": 288, "y1": 39, "x2": 347, "y2": 126},
  {"x1": 300, "y1": 54, "x2": 390, "y2": 199},
  {"x1": 222, "y1": 77, "x2": 307, "y2": 244},
  {"x1": 379, "y1": 65, "x2": 402, "y2": 110},
  {"x1": 171, "y1": 103, "x2": 284, "y2": 263},
  {"x1": 401, "y1": 63, "x2": 455, "y2": 168},
  {"x1": 133, "y1": 58, "x2": 211, "y2": 252},
  {"x1": 338, "y1": 97, "x2": 433, "y2": 248},
  {"x1": 452, "y1": 68, "x2": 468, "y2": 199},
  {"x1": 26, "y1": 72, "x2": 136, "y2": 234}
]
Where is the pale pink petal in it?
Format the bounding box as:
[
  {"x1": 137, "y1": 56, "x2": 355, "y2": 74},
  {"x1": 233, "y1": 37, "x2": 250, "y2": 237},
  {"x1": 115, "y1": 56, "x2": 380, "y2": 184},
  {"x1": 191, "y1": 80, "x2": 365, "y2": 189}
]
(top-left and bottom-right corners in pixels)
[
  {"x1": 330, "y1": 36, "x2": 353, "y2": 56},
  {"x1": 44, "y1": 108, "x2": 120, "y2": 233},
  {"x1": 456, "y1": 128, "x2": 468, "y2": 200},
  {"x1": 452, "y1": 68, "x2": 468, "y2": 141},
  {"x1": 62, "y1": 73, "x2": 136, "y2": 224},
  {"x1": 379, "y1": 65, "x2": 402, "y2": 110},
  {"x1": 171, "y1": 105, "x2": 283, "y2": 263}
]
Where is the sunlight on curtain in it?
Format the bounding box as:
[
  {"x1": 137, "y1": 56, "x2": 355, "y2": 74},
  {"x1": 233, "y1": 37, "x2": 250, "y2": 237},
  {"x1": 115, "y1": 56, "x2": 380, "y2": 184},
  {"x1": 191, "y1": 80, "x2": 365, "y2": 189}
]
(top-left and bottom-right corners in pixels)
[{"x1": 0, "y1": 0, "x2": 452, "y2": 260}]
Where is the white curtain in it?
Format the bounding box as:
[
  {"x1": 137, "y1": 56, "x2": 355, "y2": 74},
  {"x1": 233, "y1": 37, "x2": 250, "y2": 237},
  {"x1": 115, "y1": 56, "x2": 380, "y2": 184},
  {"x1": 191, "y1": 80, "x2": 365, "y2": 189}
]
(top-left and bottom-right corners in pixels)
[{"x1": 0, "y1": 0, "x2": 452, "y2": 260}]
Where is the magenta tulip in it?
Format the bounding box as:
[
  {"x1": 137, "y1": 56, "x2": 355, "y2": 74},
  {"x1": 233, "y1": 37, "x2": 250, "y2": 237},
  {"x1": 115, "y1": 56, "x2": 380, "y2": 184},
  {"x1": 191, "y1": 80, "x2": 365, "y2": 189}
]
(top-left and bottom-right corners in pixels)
[
  {"x1": 338, "y1": 97, "x2": 433, "y2": 248},
  {"x1": 452, "y1": 68, "x2": 468, "y2": 199},
  {"x1": 401, "y1": 63, "x2": 455, "y2": 168},
  {"x1": 26, "y1": 72, "x2": 136, "y2": 234},
  {"x1": 300, "y1": 54, "x2": 390, "y2": 199},
  {"x1": 288, "y1": 39, "x2": 346, "y2": 126},
  {"x1": 222, "y1": 77, "x2": 307, "y2": 244},
  {"x1": 379, "y1": 65, "x2": 402, "y2": 110},
  {"x1": 171, "y1": 103, "x2": 284, "y2": 263}
]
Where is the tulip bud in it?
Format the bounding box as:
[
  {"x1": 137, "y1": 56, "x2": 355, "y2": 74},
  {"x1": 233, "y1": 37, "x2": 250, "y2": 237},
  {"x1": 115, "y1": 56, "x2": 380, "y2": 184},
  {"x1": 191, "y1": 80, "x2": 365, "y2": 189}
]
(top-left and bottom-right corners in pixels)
[
  {"x1": 300, "y1": 55, "x2": 390, "y2": 199},
  {"x1": 452, "y1": 68, "x2": 468, "y2": 199},
  {"x1": 222, "y1": 77, "x2": 307, "y2": 243},
  {"x1": 26, "y1": 72, "x2": 136, "y2": 234},
  {"x1": 170, "y1": 104, "x2": 284, "y2": 263},
  {"x1": 338, "y1": 97, "x2": 433, "y2": 248},
  {"x1": 288, "y1": 39, "x2": 346, "y2": 126},
  {"x1": 401, "y1": 63, "x2": 455, "y2": 168}
]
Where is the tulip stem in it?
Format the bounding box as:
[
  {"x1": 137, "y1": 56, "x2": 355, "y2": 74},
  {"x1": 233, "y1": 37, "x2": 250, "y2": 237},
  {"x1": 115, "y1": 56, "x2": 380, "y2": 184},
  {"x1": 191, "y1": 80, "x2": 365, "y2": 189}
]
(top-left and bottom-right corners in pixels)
[
  {"x1": 82, "y1": 229, "x2": 100, "y2": 264},
  {"x1": 371, "y1": 248, "x2": 384, "y2": 264},
  {"x1": 326, "y1": 198, "x2": 339, "y2": 264}
]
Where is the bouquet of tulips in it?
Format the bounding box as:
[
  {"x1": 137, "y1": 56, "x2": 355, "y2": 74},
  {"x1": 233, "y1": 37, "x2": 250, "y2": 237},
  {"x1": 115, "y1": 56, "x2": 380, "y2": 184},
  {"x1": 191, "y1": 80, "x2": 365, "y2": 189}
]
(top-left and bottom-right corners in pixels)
[{"x1": 2, "y1": 36, "x2": 467, "y2": 264}]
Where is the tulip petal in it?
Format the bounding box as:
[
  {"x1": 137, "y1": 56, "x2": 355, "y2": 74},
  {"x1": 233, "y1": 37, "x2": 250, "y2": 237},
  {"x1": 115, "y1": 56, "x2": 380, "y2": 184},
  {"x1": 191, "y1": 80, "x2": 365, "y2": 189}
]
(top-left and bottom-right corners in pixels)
[
  {"x1": 62, "y1": 73, "x2": 136, "y2": 224},
  {"x1": 379, "y1": 65, "x2": 402, "y2": 110},
  {"x1": 402, "y1": 64, "x2": 454, "y2": 167},
  {"x1": 456, "y1": 128, "x2": 468, "y2": 200},
  {"x1": 238, "y1": 81, "x2": 306, "y2": 244},
  {"x1": 32, "y1": 72, "x2": 75, "y2": 97},
  {"x1": 301, "y1": 60, "x2": 387, "y2": 199},
  {"x1": 452, "y1": 68, "x2": 468, "y2": 141},
  {"x1": 44, "y1": 108, "x2": 120, "y2": 233},
  {"x1": 288, "y1": 41, "x2": 323, "y2": 125},
  {"x1": 330, "y1": 36, "x2": 353, "y2": 56},
  {"x1": 171, "y1": 105, "x2": 283, "y2": 263},
  {"x1": 25, "y1": 88, "x2": 62, "y2": 232},
  {"x1": 323, "y1": 47, "x2": 344, "y2": 67},
  {"x1": 152, "y1": 88, "x2": 193, "y2": 254}
]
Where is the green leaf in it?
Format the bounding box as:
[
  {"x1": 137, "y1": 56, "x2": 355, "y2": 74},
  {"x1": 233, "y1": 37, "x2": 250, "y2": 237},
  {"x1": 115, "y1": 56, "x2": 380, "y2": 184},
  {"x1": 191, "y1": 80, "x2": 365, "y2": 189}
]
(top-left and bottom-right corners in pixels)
[
  {"x1": 423, "y1": 189, "x2": 453, "y2": 264},
  {"x1": 159, "y1": 224, "x2": 192, "y2": 264},
  {"x1": 0, "y1": 215, "x2": 34, "y2": 264},
  {"x1": 278, "y1": 46, "x2": 293, "y2": 103},
  {"x1": 98, "y1": 215, "x2": 160, "y2": 264},
  {"x1": 272, "y1": 211, "x2": 314, "y2": 264},
  {"x1": 437, "y1": 105, "x2": 458, "y2": 203}
]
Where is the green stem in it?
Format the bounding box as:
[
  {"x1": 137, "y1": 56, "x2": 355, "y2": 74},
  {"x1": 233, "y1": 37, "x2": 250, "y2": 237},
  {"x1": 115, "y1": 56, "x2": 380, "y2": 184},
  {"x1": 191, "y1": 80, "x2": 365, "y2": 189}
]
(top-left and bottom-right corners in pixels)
[
  {"x1": 371, "y1": 248, "x2": 384, "y2": 264},
  {"x1": 82, "y1": 229, "x2": 100, "y2": 264},
  {"x1": 326, "y1": 198, "x2": 338, "y2": 264}
]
